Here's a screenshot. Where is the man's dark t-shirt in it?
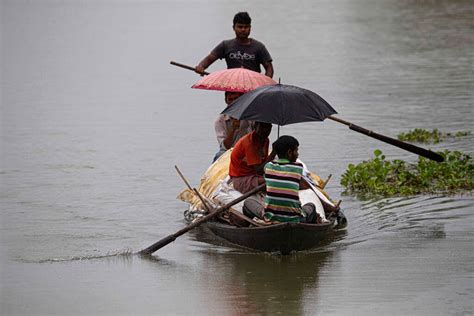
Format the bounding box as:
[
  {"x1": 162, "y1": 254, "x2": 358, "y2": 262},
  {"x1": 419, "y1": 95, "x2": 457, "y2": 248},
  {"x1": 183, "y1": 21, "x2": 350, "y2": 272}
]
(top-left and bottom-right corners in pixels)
[{"x1": 210, "y1": 38, "x2": 272, "y2": 73}]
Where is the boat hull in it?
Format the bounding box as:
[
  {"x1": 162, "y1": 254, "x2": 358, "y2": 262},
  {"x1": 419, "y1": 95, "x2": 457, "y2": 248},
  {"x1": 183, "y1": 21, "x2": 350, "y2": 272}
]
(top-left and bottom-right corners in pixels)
[{"x1": 205, "y1": 220, "x2": 335, "y2": 255}]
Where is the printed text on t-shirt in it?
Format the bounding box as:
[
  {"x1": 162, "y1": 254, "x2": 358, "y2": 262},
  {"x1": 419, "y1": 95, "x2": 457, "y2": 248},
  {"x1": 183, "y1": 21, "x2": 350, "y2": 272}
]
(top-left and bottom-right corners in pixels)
[{"x1": 229, "y1": 51, "x2": 255, "y2": 61}]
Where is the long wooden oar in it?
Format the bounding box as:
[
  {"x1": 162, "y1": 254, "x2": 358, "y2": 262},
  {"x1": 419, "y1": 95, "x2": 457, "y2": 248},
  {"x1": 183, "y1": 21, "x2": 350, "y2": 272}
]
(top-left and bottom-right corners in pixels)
[
  {"x1": 328, "y1": 116, "x2": 444, "y2": 162},
  {"x1": 170, "y1": 61, "x2": 209, "y2": 76},
  {"x1": 139, "y1": 183, "x2": 264, "y2": 255},
  {"x1": 174, "y1": 165, "x2": 263, "y2": 227}
]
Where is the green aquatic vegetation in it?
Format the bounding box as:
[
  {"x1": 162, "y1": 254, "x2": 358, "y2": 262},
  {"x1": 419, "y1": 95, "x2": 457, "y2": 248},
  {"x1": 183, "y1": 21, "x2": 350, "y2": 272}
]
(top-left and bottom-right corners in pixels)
[
  {"x1": 454, "y1": 131, "x2": 471, "y2": 137},
  {"x1": 340, "y1": 150, "x2": 474, "y2": 198},
  {"x1": 397, "y1": 129, "x2": 471, "y2": 144}
]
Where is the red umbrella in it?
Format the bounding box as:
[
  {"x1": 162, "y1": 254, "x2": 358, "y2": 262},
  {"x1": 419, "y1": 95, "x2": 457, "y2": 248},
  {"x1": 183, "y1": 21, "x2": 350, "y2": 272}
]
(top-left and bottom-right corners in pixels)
[{"x1": 191, "y1": 68, "x2": 276, "y2": 93}]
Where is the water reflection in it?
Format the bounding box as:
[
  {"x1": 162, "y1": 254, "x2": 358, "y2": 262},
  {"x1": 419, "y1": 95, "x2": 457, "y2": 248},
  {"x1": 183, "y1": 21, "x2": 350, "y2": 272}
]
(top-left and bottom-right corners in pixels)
[
  {"x1": 200, "y1": 251, "x2": 333, "y2": 315},
  {"x1": 398, "y1": 223, "x2": 447, "y2": 240}
]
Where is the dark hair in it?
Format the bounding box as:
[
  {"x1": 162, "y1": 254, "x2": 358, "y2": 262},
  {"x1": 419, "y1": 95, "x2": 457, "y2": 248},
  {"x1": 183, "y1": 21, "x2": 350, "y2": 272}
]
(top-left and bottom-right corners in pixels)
[
  {"x1": 254, "y1": 121, "x2": 272, "y2": 129},
  {"x1": 233, "y1": 12, "x2": 251, "y2": 26},
  {"x1": 273, "y1": 135, "x2": 299, "y2": 158},
  {"x1": 224, "y1": 91, "x2": 243, "y2": 97}
]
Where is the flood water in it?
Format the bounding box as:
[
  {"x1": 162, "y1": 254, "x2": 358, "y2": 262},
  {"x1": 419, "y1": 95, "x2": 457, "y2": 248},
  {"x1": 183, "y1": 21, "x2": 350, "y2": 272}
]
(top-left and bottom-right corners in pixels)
[{"x1": 1, "y1": 0, "x2": 473, "y2": 315}]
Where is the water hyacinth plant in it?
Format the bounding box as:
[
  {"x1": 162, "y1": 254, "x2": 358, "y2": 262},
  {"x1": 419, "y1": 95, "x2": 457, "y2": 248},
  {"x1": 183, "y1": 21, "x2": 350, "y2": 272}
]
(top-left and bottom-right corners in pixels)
[
  {"x1": 397, "y1": 128, "x2": 471, "y2": 144},
  {"x1": 340, "y1": 149, "x2": 474, "y2": 198}
]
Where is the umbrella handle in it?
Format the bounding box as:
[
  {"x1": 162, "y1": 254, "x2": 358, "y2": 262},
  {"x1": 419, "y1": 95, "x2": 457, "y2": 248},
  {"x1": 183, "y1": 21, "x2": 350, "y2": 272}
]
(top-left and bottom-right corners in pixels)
[{"x1": 170, "y1": 61, "x2": 209, "y2": 76}]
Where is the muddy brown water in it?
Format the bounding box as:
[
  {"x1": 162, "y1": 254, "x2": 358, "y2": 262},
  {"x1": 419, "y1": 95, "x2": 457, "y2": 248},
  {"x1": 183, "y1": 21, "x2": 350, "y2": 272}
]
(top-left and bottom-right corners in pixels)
[{"x1": 2, "y1": 0, "x2": 473, "y2": 314}]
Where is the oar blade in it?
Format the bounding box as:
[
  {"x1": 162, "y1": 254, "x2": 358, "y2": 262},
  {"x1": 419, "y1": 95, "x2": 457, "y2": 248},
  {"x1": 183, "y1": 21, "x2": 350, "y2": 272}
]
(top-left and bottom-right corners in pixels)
[{"x1": 139, "y1": 235, "x2": 177, "y2": 256}]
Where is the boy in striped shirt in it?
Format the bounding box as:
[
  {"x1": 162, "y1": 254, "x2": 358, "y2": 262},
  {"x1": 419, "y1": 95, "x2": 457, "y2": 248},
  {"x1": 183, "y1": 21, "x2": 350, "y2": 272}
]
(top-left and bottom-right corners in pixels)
[{"x1": 243, "y1": 135, "x2": 322, "y2": 223}]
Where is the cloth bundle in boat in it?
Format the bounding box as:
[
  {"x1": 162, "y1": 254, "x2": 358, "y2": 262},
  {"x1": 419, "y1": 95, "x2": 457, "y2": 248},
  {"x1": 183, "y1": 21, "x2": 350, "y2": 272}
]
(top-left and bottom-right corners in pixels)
[
  {"x1": 299, "y1": 189, "x2": 326, "y2": 220},
  {"x1": 177, "y1": 150, "x2": 232, "y2": 212},
  {"x1": 212, "y1": 177, "x2": 248, "y2": 212}
]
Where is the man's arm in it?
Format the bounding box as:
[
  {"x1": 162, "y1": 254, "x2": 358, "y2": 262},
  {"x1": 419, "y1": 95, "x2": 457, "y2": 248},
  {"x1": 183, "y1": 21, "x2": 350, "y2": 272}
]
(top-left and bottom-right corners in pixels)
[
  {"x1": 299, "y1": 177, "x2": 311, "y2": 190},
  {"x1": 254, "y1": 149, "x2": 276, "y2": 175},
  {"x1": 195, "y1": 54, "x2": 218, "y2": 75},
  {"x1": 222, "y1": 119, "x2": 241, "y2": 149},
  {"x1": 262, "y1": 61, "x2": 274, "y2": 78}
]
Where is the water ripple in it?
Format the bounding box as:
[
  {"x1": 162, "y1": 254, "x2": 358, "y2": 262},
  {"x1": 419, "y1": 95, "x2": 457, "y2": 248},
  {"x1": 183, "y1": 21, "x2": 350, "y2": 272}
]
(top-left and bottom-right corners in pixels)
[
  {"x1": 334, "y1": 194, "x2": 474, "y2": 247},
  {"x1": 19, "y1": 249, "x2": 135, "y2": 264}
]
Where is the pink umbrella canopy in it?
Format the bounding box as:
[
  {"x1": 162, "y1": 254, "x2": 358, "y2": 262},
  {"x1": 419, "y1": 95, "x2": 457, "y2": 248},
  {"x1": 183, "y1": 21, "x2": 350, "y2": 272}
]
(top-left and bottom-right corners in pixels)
[{"x1": 191, "y1": 68, "x2": 277, "y2": 93}]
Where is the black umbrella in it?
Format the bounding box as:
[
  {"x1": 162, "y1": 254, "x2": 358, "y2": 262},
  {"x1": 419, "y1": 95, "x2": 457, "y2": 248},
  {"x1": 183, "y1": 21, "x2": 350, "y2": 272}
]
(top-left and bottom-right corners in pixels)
[
  {"x1": 221, "y1": 84, "x2": 337, "y2": 125},
  {"x1": 221, "y1": 83, "x2": 444, "y2": 162}
]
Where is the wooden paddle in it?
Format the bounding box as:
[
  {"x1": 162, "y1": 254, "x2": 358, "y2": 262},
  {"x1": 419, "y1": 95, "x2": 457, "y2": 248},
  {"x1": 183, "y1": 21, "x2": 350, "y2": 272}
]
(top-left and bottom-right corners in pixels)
[
  {"x1": 139, "y1": 183, "x2": 265, "y2": 255},
  {"x1": 328, "y1": 116, "x2": 444, "y2": 162},
  {"x1": 170, "y1": 61, "x2": 210, "y2": 76},
  {"x1": 174, "y1": 165, "x2": 264, "y2": 227},
  {"x1": 174, "y1": 165, "x2": 214, "y2": 213}
]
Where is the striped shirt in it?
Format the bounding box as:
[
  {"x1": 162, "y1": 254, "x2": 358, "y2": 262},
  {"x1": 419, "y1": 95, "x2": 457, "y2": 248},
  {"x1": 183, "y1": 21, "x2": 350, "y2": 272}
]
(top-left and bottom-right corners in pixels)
[{"x1": 264, "y1": 159, "x2": 305, "y2": 222}]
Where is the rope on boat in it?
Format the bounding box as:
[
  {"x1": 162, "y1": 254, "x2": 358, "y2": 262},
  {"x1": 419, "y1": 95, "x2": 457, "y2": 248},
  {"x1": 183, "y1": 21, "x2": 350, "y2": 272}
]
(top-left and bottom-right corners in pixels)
[{"x1": 183, "y1": 208, "x2": 207, "y2": 222}]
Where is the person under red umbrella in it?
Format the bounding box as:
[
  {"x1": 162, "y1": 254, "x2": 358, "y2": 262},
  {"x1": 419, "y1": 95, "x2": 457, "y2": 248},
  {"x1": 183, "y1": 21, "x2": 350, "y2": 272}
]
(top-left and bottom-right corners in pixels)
[
  {"x1": 194, "y1": 12, "x2": 274, "y2": 78},
  {"x1": 213, "y1": 91, "x2": 253, "y2": 161}
]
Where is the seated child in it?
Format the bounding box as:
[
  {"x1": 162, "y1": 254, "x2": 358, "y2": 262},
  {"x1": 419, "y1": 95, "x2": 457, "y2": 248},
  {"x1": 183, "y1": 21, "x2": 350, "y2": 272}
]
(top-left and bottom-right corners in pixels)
[{"x1": 243, "y1": 135, "x2": 324, "y2": 223}]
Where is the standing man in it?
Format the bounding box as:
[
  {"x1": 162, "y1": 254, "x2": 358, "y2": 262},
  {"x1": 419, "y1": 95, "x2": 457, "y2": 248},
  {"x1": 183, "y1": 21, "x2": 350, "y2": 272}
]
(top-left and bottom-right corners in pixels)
[{"x1": 195, "y1": 12, "x2": 274, "y2": 78}]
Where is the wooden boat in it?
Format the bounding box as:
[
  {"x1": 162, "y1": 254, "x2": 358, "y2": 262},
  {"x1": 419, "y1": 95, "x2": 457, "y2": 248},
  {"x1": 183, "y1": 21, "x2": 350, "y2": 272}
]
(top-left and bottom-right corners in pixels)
[
  {"x1": 178, "y1": 150, "x2": 347, "y2": 254},
  {"x1": 203, "y1": 211, "x2": 346, "y2": 255}
]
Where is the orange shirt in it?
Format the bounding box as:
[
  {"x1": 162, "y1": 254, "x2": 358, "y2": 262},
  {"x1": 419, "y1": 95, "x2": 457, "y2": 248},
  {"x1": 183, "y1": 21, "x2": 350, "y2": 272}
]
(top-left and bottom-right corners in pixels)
[{"x1": 229, "y1": 132, "x2": 269, "y2": 177}]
